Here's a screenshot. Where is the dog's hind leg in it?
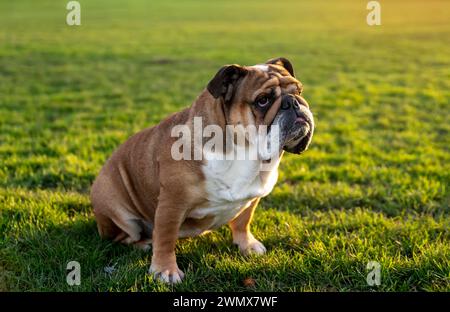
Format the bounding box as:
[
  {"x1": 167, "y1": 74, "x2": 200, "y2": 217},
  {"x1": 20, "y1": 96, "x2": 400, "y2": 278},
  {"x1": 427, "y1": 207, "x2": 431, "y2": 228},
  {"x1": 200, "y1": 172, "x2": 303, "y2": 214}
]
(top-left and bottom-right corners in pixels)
[
  {"x1": 132, "y1": 219, "x2": 153, "y2": 251},
  {"x1": 133, "y1": 238, "x2": 153, "y2": 251},
  {"x1": 112, "y1": 214, "x2": 153, "y2": 251},
  {"x1": 94, "y1": 209, "x2": 121, "y2": 240}
]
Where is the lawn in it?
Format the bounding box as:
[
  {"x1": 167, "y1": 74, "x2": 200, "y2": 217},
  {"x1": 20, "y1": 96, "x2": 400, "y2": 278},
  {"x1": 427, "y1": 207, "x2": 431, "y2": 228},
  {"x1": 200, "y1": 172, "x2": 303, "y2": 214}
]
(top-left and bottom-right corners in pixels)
[{"x1": 0, "y1": 0, "x2": 449, "y2": 291}]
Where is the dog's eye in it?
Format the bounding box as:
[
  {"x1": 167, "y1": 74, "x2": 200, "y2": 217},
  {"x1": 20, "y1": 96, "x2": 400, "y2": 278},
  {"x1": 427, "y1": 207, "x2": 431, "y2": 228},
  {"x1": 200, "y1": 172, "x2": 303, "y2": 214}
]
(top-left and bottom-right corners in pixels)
[{"x1": 256, "y1": 95, "x2": 270, "y2": 108}]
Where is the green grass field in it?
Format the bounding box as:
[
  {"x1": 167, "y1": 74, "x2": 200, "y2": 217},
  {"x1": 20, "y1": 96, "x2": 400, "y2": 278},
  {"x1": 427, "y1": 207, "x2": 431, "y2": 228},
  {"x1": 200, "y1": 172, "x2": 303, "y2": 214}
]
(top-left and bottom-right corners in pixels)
[{"x1": 0, "y1": 0, "x2": 449, "y2": 291}]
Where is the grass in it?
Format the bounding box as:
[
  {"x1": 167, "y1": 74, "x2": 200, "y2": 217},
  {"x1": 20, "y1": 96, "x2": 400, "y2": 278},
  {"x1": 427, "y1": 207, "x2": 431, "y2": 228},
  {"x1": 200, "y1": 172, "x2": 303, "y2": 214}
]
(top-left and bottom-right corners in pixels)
[{"x1": 0, "y1": 0, "x2": 449, "y2": 291}]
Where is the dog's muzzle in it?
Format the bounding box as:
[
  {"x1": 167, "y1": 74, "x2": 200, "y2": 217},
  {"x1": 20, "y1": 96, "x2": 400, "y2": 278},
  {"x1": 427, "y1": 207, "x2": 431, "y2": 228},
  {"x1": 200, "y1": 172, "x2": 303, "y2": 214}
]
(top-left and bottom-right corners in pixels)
[{"x1": 273, "y1": 94, "x2": 314, "y2": 154}]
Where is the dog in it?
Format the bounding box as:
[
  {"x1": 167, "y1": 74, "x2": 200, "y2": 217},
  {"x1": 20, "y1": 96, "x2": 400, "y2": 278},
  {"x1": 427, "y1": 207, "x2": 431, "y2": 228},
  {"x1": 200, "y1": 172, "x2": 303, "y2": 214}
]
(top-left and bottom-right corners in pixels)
[{"x1": 91, "y1": 57, "x2": 314, "y2": 284}]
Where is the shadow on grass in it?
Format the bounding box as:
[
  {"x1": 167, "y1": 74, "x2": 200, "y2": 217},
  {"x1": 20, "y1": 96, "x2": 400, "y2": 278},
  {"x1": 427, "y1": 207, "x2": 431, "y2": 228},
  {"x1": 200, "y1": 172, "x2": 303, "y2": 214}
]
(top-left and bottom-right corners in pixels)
[
  {"x1": 260, "y1": 182, "x2": 448, "y2": 218},
  {"x1": 2, "y1": 172, "x2": 95, "y2": 194}
]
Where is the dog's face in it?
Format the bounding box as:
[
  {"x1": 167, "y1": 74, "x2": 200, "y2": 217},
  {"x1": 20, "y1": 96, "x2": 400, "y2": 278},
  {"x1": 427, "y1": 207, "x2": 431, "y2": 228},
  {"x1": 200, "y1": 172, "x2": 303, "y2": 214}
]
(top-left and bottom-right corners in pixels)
[{"x1": 207, "y1": 57, "x2": 314, "y2": 155}]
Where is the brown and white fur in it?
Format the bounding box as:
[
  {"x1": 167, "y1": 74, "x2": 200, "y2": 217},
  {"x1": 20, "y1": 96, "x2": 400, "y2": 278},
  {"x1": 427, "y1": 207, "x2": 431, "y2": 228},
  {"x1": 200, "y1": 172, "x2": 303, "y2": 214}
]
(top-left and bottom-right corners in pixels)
[{"x1": 91, "y1": 57, "x2": 314, "y2": 284}]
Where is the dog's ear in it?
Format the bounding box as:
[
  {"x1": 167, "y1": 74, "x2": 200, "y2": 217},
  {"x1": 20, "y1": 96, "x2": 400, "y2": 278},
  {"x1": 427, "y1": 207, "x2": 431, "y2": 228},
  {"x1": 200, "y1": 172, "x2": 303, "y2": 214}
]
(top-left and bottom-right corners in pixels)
[
  {"x1": 266, "y1": 57, "x2": 295, "y2": 77},
  {"x1": 207, "y1": 64, "x2": 247, "y2": 103}
]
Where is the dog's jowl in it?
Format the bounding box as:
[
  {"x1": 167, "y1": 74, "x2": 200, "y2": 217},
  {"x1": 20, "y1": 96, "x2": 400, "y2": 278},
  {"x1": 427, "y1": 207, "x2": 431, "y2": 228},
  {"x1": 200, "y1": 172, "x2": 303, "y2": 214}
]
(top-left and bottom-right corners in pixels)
[{"x1": 90, "y1": 57, "x2": 314, "y2": 284}]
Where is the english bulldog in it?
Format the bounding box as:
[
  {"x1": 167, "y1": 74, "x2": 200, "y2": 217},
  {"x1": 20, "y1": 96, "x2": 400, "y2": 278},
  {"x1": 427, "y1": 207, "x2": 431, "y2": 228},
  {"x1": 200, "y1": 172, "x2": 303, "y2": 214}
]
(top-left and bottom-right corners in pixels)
[{"x1": 91, "y1": 57, "x2": 314, "y2": 284}]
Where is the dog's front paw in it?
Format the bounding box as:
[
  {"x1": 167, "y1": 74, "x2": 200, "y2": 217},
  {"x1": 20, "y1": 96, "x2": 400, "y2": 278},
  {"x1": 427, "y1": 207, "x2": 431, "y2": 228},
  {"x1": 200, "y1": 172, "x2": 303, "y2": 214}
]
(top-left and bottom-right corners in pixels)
[
  {"x1": 149, "y1": 263, "x2": 185, "y2": 284},
  {"x1": 241, "y1": 239, "x2": 267, "y2": 256},
  {"x1": 234, "y1": 233, "x2": 267, "y2": 256}
]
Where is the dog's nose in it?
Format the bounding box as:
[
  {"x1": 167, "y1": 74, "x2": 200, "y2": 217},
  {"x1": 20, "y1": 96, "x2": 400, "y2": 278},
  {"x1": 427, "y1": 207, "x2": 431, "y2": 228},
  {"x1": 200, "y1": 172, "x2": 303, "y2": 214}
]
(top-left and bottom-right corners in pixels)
[
  {"x1": 281, "y1": 94, "x2": 305, "y2": 117},
  {"x1": 281, "y1": 94, "x2": 311, "y2": 127},
  {"x1": 280, "y1": 94, "x2": 297, "y2": 110},
  {"x1": 281, "y1": 94, "x2": 308, "y2": 110}
]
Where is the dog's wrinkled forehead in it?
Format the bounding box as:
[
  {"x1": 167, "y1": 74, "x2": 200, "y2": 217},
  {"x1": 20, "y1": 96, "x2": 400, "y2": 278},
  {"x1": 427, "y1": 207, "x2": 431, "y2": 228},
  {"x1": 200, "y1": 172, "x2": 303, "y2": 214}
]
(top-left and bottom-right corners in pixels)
[
  {"x1": 206, "y1": 58, "x2": 302, "y2": 104},
  {"x1": 239, "y1": 64, "x2": 303, "y2": 101}
]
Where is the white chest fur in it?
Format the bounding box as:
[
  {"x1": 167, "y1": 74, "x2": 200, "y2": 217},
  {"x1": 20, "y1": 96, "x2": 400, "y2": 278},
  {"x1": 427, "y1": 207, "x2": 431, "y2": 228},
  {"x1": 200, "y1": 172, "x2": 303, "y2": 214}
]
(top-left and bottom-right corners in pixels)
[{"x1": 188, "y1": 146, "x2": 281, "y2": 229}]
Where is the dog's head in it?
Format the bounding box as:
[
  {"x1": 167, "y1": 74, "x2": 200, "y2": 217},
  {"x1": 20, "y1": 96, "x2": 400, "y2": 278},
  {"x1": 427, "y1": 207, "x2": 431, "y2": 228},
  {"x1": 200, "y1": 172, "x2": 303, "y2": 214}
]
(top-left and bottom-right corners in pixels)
[{"x1": 207, "y1": 57, "x2": 314, "y2": 155}]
